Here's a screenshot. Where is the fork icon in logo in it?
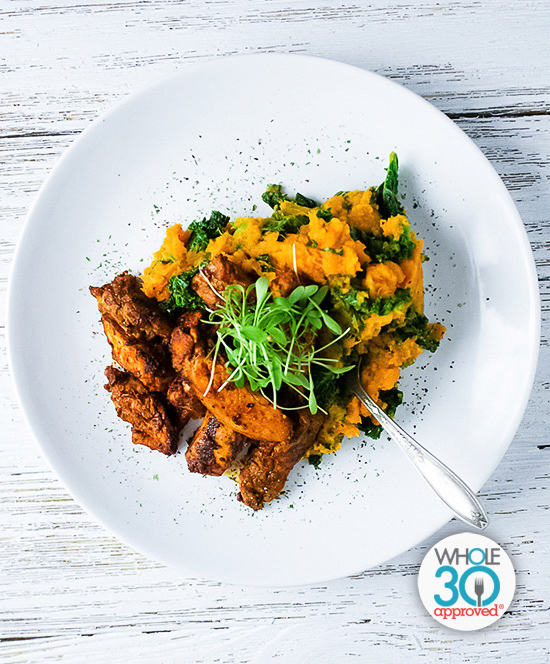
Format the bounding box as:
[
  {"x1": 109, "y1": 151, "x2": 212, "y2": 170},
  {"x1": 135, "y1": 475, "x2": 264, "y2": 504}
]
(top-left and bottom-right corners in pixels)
[{"x1": 474, "y1": 577, "x2": 485, "y2": 607}]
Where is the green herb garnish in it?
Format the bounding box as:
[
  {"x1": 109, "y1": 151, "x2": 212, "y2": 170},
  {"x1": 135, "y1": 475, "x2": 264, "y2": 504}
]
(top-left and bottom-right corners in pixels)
[{"x1": 205, "y1": 276, "x2": 352, "y2": 414}]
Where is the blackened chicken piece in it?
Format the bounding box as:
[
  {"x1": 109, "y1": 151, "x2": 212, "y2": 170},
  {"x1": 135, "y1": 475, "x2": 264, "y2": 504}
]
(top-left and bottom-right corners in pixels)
[
  {"x1": 191, "y1": 255, "x2": 254, "y2": 309},
  {"x1": 104, "y1": 366, "x2": 179, "y2": 455},
  {"x1": 238, "y1": 410, "x2": 326, "y2": 510},
  {"x1": 90, "y1": 271, "x2": 173, "y2": 342},
  {"x1": 166, "y1": 374, "x2": 206, "y2": 427},
  {"x1": 169, "y1": 311, "x2": 203, "y2": 371},
  {"x1": 186, "y1": 415, "x2": 248, "y2": 476},
  {"x1": 101, "y1": 315, "x2": 173, "y2": 392}
]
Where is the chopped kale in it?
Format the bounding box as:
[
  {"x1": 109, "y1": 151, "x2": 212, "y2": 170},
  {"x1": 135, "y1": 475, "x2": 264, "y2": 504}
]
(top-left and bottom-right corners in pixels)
[
  {"x1": 294, "y1": 192, "x2": 319, "y2": 208},
  {"x1": 394, "y1": 310, "x2": 442, "y2": 352},
  {"x1": 188, "y1": 211, "x2": 230, "y2": 252},
  {"x1": 350, "y1": 224, "x2": 416, "y2": 263},
  {"x1": 255, "y1": 254, "x2": 274, "y2": 272},
  {"x1": 312, "y1": 368, "x2": 343, "y2": 410},
  {"x1": 316, "y1": 207, "x2": 333, "y2": 221},
  {"x1": 308, "y1": 454, "x2": 323, "y2": 469},
  {"x1": 373, "y1": 152, "x2": 404, "y2": 219},
  {"x1": 261, "y1": 184, "x2": 289, "y2": 210},
  {"x1": 358, "y1": 415, "x2": 383, "y2": 439},
  {"x1": 261, "y1": 210, "x2": 309, "y2": 237},
  {"x1": 307, "y1": 239, "x2": 341, "y2": 254},
  {"x1": 352, "y1": 153, "x2": 414, "y2": 262},
  {"x1": 341, "y1": 194, "x2": 353, "y2": 211},
  {"x1": 359, "y1": 387, "x2": 403, "y2": 439},
  {"x1": 160, "y1": 266, "x2": 204, "y2": 314},
  {"x1": 261, "y1": 184, "x2": 319, "y2": 211},
  {"x1": 382, "y1": 387, "x2": 403, "y2": 417},
  {"x1": 331, "y1": 287, "x2": 412, "y2": 323}
]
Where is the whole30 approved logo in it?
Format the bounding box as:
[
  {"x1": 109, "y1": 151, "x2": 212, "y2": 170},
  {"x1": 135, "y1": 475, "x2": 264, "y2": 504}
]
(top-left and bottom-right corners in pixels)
[{"x1": 418, "y1": 532, "x2": 515, "y2": 631}]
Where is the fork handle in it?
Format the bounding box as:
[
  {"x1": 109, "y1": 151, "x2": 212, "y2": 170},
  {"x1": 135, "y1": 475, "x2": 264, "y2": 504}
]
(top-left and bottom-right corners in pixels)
[{"x1": 353, "y1": 384, "x2": 489, "y2": 530}]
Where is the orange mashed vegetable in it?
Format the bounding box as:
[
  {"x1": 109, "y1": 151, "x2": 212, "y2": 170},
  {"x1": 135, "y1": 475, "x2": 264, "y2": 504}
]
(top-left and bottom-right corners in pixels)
[{"x1": 142, "y1": 184, "x2": 444, "y2": 458}]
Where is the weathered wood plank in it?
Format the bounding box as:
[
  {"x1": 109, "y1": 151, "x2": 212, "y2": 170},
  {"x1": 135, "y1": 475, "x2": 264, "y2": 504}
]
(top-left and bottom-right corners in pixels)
[
  {"x1": 0, "y1": 0, "x2": 548, "y2": 661},
  {"x1": 0, "y1": 114, "x2": 548, "y2": 660},
  {"x1": 1, "y1": 0, "x2": 549, "y2": 140}
]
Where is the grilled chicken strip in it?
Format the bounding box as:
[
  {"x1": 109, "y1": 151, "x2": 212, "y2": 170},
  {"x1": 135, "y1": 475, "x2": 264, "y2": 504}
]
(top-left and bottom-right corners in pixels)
[
  {"x1": 191, "y1": 255, "x2": 254, "y2": 309},
  {"x1": 238, "y1": 410, "x2": 326, "y2": 510},
  {"x1": 104, "y1": 366, "x2": 179, "y2": 455},
  {"x1": 101, "y1": 315, "x2": 173, "y2": 392},
  {"x1": 269, "y1": 269, "x2": 300, "y2": 298},
  {"x1": 90, "y1": 271, "x2": 172, "y2": 341},
  {"x1": 186, "y1": 414, "x2": 247, "y2": 476},
  {"x1": 169, "y1": 312, "x2": 203, "y2": 372},
  {"x1": 166, "y1": 374, "x2": 206, "y2": 426}
]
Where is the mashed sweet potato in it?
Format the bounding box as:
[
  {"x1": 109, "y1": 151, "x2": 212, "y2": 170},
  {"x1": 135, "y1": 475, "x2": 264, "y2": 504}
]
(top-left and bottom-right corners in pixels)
[{"x1": 141, "y1": 157, "x2": 444, "y2": 461}]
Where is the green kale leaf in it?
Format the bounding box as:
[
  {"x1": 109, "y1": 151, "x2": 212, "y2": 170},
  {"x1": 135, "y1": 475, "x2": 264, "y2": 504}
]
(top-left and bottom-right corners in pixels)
[
  {"x1": 374, "y1": 152, "x2": 404, "y2": 219},
  {"x1": 261, "y1": 210, "x2": 309, "y2": 237},
  {"x1": 308, "y1": 454, "x2": 323, "y2": 469},
  {"x1": 311, "y1": 368, "x2": 343, "y2": 410},
  {"x1": 160, "y1": 266, "x2": 204, "y2": 314},
  {"x1": 316, "y1": 207, "x2": 333, "y2": 221},
  {"x1": 331, "y1": 287, "x2": 412, "y2": 324},
  {"x1": 394, "y1": 310, "x2": 442, "y2": 352},
  {"x1": 188, "y1": 211, "x2": 230, "y2": 253},
  {"x1": 255, "y1": 254, "x2": 274, "y2": 272},
  {"x1": 350, "y1": 224, "x2": 416, "y2": 263},
  {"x1": 261, "y1": 184, "x2": 319, "y2": 211},
  {"x1": 359, "y1": 387, "x2": 403, "y2": 439},
  {"x1": 294, "y1": 192, "x2": 319, "y2": 208},
  {"x1": 262, "y1": 184, "x2": 288, "y2": 209}
]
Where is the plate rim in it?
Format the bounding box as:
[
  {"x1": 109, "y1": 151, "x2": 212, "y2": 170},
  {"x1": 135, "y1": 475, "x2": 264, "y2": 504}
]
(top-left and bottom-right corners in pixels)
[{"x1": 6, "y1": 53, "x2": 541, "y2": 586}]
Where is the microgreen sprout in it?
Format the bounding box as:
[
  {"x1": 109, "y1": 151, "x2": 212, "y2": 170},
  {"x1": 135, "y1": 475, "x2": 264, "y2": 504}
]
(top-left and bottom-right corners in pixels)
[{"x1": 204, "y1": 276, "x2": 352, "y2": 414}]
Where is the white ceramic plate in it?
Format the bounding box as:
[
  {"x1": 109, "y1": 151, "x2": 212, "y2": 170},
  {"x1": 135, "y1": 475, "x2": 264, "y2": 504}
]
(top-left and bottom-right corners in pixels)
[{"x1": 7, "y1": 54, "x2": 539, "y2": 586}]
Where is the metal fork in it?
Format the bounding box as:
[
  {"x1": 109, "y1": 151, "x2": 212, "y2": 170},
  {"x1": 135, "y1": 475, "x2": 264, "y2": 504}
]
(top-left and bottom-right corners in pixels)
[
  {"x1": 347, "y1": 360, "x2": 489, "y2": 530},
  {"x1": 474, "y1": 577, "x2": 485, "y2": 607}
]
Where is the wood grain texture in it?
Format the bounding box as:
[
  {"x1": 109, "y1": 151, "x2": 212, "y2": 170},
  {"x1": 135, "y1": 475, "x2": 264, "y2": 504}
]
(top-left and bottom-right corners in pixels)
[{"x1": 0, "y1": 0, "x2": 549, "y2": 662}]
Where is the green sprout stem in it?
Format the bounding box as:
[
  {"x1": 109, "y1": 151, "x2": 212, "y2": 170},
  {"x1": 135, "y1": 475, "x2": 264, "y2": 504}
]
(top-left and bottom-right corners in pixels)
[{"x1": 204, "y1": 276, "x2": 351, "y2": 413}]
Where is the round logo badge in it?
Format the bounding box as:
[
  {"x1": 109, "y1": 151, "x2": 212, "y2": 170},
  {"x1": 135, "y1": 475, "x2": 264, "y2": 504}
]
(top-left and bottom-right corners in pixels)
[{"x1": 418, "y1": 532, "x2": 516, "y2": 631}]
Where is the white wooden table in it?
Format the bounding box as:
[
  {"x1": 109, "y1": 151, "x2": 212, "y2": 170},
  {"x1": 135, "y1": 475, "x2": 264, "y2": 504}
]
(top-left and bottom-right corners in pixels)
[{"x1": 1, "y1": 2, "x2": 548, "y2": 662}]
